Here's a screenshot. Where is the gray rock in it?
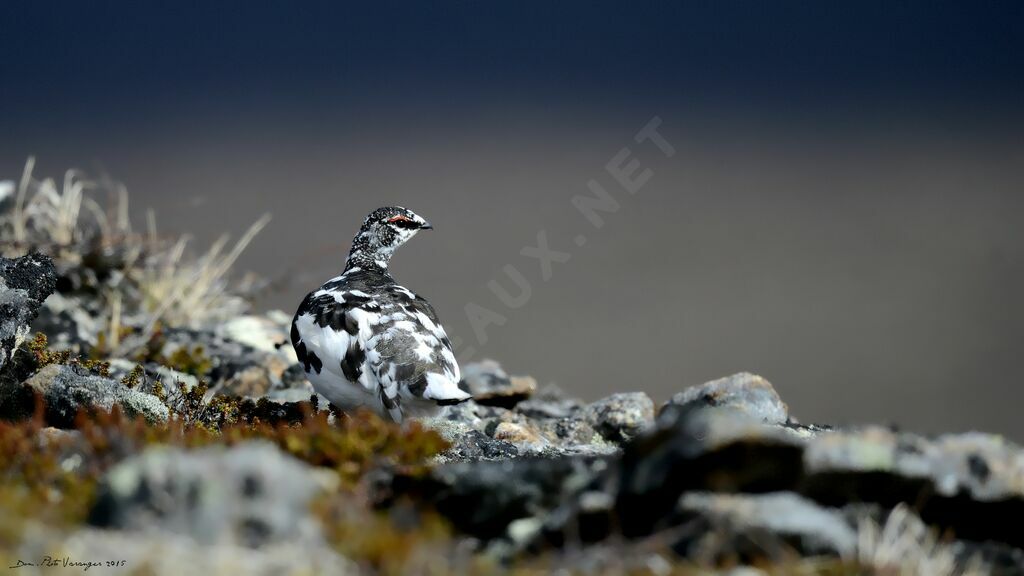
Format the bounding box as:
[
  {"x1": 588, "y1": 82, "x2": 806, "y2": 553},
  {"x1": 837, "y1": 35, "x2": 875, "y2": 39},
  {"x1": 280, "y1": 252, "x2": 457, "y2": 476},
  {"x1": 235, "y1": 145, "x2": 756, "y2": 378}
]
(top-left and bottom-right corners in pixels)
[
  {"x1": 0, "y1": 253, "x2": 57, "y2": 372},
  {"x1": 460, "y1": 359, "x2": 536, "y2": 408},
  {"x1": 90, "y1": 442, "x2": 325, "y2": 548},
  {"x1": 393, "y1": 456, "x2": 611, "y2": 541},
  {"x1": 583, "y1": 392, "x2": 655, "y2": 443},
  {"x1": 216, "y1": 312, "x2": 293, "y2": 356},
  {"x1": 149, "y1": 363, "x2": 201, "y2": 394},
  {"x1": 396, "y1": 374, "x2": 1024, "y2": 566},
  {"x1": 676, "y1": 492, "x2": 857, "y2": 559},
  {"x1": 492, "y1": 421, "x2": 549, "y2": 450},
  {"x1": 32, "y1": 291, "x2": 101, "y2": 350},
  {"x1": 157, "y1": 326, "x2": 299, "y2": 398},
  {"x1": 515, "y1": 383, "x2": 583, "y2": 419},
  {"x1": 428, "y1": 385, "x2": 617, "y2": 458},
  {"x1": 666, "y1": 372, "x2": 789, "y2": 425},
  {"x1": 615, "y1": 404, "x2": 807, "y2": 538},
  {"x1": 804, "y1": 427, "x2": 1024, "y2": 501},
  {"x1": 534, "y1": 416, "x2": 608, "y2": 448},
  {"x1": 24, "y1": 364, "x2": 169, "y2": 425},
  {"x1": 279, "y1": 362, "x2": 311, "y2": 390},
  {"x1": 265, "y1": 386, "x2": 317, "y2": 403},
  {"x1": 445, "y1": 430, "x2": 520, "y2": 461},
  {"x1": 426, "y1": 398, "x2": 617, "y2": 460}
]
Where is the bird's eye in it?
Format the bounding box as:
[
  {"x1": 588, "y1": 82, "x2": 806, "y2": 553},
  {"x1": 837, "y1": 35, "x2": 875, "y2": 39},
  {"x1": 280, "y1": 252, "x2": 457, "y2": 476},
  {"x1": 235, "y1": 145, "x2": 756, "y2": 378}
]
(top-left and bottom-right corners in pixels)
[{"x1": 387, "y1": 215, "x2": 417, "y2": 229}]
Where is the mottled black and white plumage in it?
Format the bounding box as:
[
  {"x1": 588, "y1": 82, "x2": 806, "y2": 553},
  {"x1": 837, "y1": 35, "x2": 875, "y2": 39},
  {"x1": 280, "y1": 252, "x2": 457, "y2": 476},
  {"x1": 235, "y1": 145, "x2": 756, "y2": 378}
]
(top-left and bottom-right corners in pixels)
[{"x1": 290, "y1": 206, "x2": 469, "y2": 422}]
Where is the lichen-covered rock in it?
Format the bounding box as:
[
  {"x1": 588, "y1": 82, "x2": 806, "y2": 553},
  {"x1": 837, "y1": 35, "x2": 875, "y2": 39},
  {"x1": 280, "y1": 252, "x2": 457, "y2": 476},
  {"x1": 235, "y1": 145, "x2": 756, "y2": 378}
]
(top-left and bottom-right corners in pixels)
[
  {"x1": 515, "y1": 383, "x2": 583, "y2": 419},
  {"x1": 666, "y1": 372, "x2": 789, "y2": 425},
  {"x1": 804, "y1": 427, "x2": 1024, "y2": 501},
  {"x1": 614, "y1": 404, "x2": 807, "y2": 538},
  {"x1": 459, "y1": 359, "x2": 537, "y2": 408},
  {"x1": 492, "y1": 421, "x2": 548, "y2": 450},
  {"x1": 583, "y1": 392, "x2": 655, "y2": 443},
  {"x1": 32, "y1": 291, "x2": 101, "y2": 349},
  {"x1": 216, "y1": 312, "x2": 295, "y2": 358},
  {"x1": 533, "y1": 416, "x2": 608, "y2": 448},
  {"x1": 427, "y1": 398, "x2": 617, "y2": 460},
  {"x1": 0, "y1": 253, "x2": 57, "y2": 372},
  {"x1": 266, "y1": 386, "x2": 318, "y2": 403},
  {"x1": 676, "y1": 492, "x2": 857, "y2": 559},
  {"x1": 221, "y1": 364, "x2": 281, "y2": 397},
  {"x1": 393, "y1": 456, "x2": 611, "y2": 541},
  {"x1": 23, "y1": 364, "x2": 169, "y2": 425},
  {"x1": 89, "y1": 442, "x2": 326, "y2": 548},
  {"x1": 153, "y1": 326, "x2": 300, "y2": 398},
  {"x1": 443, "y1": 429, "x2": 520, "y2": 461}
]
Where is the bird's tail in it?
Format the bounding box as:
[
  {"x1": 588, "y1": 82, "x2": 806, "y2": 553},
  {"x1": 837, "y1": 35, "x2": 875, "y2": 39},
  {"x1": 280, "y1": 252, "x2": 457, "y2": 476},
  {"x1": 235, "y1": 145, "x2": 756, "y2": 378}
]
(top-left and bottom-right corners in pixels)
[{"x1": 423, "y1": 372, "x2": 472, "y2": 405}]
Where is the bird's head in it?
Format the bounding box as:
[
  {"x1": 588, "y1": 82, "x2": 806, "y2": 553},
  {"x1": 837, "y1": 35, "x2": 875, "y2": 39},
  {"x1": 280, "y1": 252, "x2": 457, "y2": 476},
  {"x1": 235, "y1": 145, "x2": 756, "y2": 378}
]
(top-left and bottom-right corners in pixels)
[{"x1": 346, "y1": 206, "x2": 433, "y2": 271}]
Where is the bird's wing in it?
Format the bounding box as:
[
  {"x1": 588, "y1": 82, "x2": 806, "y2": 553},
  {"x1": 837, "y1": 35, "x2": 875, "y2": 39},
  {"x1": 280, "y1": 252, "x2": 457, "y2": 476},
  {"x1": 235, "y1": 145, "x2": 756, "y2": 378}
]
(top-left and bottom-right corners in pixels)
[
  {"x1": 291, "y1": 290, "x2": 379, "y2": 395},
  {"x1": 364, "y1": 286, "x2": 465, "y2": 409}
]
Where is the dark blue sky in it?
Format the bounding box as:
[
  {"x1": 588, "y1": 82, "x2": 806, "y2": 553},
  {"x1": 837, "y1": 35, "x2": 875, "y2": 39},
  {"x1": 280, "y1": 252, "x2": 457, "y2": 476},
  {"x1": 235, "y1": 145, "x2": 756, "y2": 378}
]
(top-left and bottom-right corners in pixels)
[{"x1": 3, "y1": 1, "x2": 1023, "y2": 127}]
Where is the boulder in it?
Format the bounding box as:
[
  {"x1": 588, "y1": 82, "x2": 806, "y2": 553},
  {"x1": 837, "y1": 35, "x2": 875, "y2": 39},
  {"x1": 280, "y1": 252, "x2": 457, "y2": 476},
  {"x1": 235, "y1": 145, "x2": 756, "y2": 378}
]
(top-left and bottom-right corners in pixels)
[
  {"x1": 583, "y1": 392, "x2": 655, "y2": 443},
  {"x1": 444, "y1": 429, "x2": 520, "y2": 461},
  {"x1": 804, "y1": 427, "x2": 1024, "y2": 502},
  {"x1": 429, "y1": 398, "x2": 617, "y2": 460},
  {"x1": 515, "y1": 383, "x2": 582, "y2": 419},
  {"x1": 89, "y1": 442, "x2": 325, "y2": 548},
  {"x1": 23, "y1": 364, "x2": 169, "y2": 425},
  {"x1": 666, "y1": 372, "x2": 789, "y2": 425},
  {"x1": 459, "y1": 359, "x2": 537, "y2": 408},
  {"x1": 215, "y1": 312, "x2": 294, "y2": 358},
  {"x1": 32, "y1": 291, "x2": 101, "y2": 349},
  {"x1": 675, "y1": 492, "x2": 857, "y2": 560},
  {"x1": 492, "y1": 421, "x2": 549, "y2": 450},
  {"x1": 0, "y1": 253, "x2": 57, "y2": 372},
  {"x1": 391, "y1": 456, "x2": 610, "y2": 541}
]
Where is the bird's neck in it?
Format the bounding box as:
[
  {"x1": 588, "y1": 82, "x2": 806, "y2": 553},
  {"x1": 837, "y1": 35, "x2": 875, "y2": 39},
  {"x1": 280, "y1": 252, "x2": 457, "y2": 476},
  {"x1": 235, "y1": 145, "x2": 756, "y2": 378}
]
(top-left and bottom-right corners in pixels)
[
  {"x1": 343, "y1": 250, "x2": 391, "y2": 274},
  {"x1": 343, "y1": 231, "x2": 394, "y2": 274}
]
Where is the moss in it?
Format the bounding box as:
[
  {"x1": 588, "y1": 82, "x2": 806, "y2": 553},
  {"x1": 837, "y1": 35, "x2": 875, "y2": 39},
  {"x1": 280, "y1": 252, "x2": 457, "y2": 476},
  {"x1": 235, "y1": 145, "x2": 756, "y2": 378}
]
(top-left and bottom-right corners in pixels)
[
  {"x1": 315, "y1": 497, "x2": 460, "y2": 576},
  {"x1": 27, "y1": 332, "x2": 111, "y2": 377},
  {"x1": 161, "y1": 379, "x2": 213, "y2": 428},
  {"x1": 27, "y1": 332, "x2": 71, "y2": 367},
  {"x1": 153, "y1": 383, "x2": 310, "y2": 432},
  {"x1": 151, "y1": 379, "x2": 166, "y2": 403},
  {"x1": 75, "y1": 402, "x2": 448, "y2": 485},
  {"x1": 0, "y1": 404, "x2": 98, "y2": 548},
  {"x1": 132, "y1": 328, "x2": 213, "y2": 378},
  {"x1": 162, "y1": 345, "x2": 213, "y2": 377},
  {"x1": 120, "y1": 364, "x2": 145, "y2": 389}
]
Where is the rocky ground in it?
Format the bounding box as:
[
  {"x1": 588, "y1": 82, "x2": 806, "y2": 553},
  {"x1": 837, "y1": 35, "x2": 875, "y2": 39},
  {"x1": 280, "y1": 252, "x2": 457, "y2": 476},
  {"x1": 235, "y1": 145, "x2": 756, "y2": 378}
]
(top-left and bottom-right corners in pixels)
[{"x1": 1, "y1": 170, "x2": 1023, "y2": 575}]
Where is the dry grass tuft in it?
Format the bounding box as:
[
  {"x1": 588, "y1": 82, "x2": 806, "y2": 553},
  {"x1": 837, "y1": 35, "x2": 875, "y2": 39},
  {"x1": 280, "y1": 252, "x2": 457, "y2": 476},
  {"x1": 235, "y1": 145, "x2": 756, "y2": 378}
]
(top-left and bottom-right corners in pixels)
[
  {"x1": 0, "y1": 158, "x2": 270, "y2": 355},
  {"x1": 131, "y1": 212, "x2": 270, "y2": 332},
  {"x1": 852, "y1": 504, "x2": 987, "y2": 576}
]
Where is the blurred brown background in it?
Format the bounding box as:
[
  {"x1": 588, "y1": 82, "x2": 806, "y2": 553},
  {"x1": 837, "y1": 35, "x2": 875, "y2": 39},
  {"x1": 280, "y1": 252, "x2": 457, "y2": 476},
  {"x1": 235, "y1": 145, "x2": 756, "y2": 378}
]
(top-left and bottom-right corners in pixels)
[{"x1": 2, "y1": 2, "x2": 1022, "y2": 438}]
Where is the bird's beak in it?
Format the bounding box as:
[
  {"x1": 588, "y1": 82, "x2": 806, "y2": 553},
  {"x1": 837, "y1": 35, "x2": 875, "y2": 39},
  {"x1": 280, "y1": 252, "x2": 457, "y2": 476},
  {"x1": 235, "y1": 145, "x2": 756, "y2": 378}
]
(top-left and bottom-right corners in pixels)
[{"x1": 420, "y1": 221, "x2": 433, "y2": 230}]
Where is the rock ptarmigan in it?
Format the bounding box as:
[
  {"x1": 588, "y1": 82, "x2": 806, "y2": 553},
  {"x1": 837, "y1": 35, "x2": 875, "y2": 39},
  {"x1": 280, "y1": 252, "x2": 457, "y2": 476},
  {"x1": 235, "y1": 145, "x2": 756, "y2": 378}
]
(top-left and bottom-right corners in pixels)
[{"x1": 290, "y1": 206, "x2": 470, "y2": 422}]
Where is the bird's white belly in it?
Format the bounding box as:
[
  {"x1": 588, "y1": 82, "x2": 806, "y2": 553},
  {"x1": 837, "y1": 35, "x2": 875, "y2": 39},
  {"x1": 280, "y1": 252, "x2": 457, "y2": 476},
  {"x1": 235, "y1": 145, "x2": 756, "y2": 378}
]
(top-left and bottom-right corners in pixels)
[
  {"x1": 305, "y1": 369, "x2": 376, "y2": 411},
  {"x1": 306, "y1": 368, "x2": 443, "y2": 419}
]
